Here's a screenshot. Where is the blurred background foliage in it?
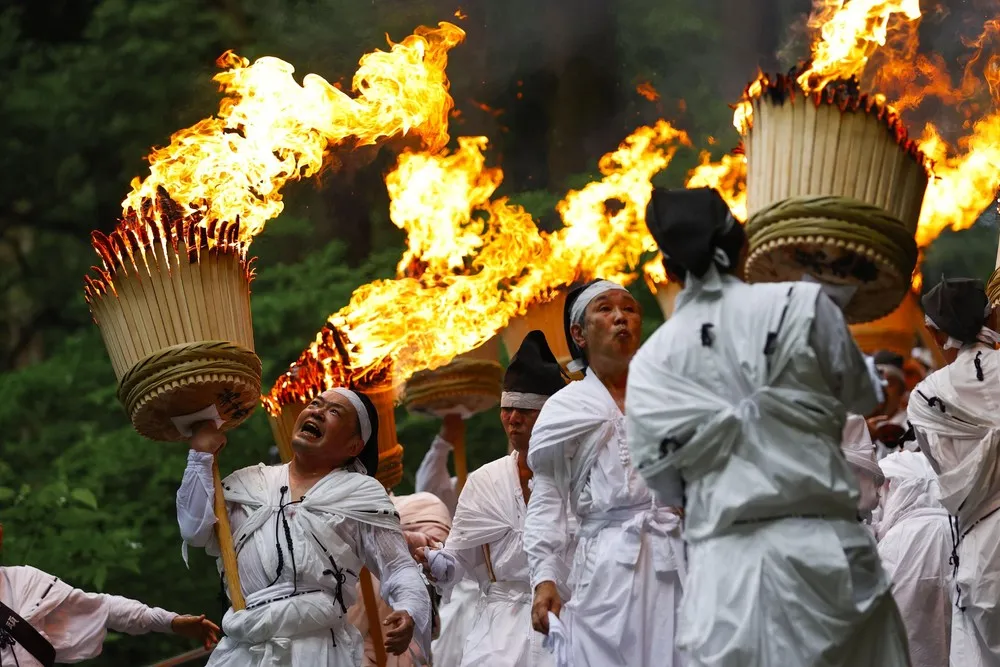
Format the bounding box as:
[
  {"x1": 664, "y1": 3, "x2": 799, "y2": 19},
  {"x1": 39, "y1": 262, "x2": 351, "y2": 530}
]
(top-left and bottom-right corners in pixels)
[{"x1": 0, "y1": 0, "x2": 994, "y2": 663}]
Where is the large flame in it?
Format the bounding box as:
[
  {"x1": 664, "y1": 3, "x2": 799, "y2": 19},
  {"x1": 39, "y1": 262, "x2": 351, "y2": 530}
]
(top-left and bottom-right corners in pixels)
[
  {"x1": 84, "y1": 23, "x2": 464, "y2": 302},
  {"x1": 265, "y1": 121, "x2": 689, "y2": 409}
]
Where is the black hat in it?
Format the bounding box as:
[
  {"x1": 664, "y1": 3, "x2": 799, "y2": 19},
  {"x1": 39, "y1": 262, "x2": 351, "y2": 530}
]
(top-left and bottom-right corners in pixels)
[
  {"x1": 645, "y1": 187, "x2": 743, "y2": 279},
  {"x1": 873, "y1": 350, "x2": 905, "y2": 369},
  {"x1": 352, "y1": 390, "x2": 380, "y2": 477},
  {"x1": 502, "y1": 331, "x2": 566, "y2": 408},
  {"x1": 922, "y1": 278, "x2": 989, "y2": 345}
]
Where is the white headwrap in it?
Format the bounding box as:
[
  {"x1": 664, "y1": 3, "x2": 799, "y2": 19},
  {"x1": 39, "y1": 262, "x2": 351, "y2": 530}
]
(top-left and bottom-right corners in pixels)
[
  {"x1": 500, "y1": 391, "x2": 549, "y2": 410},
  {"x1": 327, "y1": 387, "x2": 372, "y2": 443},
  {"x1": 569, "y1": 280, "x2": 629, "y2": 328},
  {"x1": 924, "y1": 313, "x2": 1000, "y2": 351}
]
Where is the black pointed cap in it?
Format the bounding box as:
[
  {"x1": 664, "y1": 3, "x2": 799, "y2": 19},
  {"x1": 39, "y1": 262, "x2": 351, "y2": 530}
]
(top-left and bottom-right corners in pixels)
[
  {"x1": 922, "y1": 277, "x2": 989, "y2": 345},
  {"x1": 505, "y1": 330, "x2": 566, "y2": 396},
  {"x1": 645, "y1": 187, "x2": 736, "y2": 278}
]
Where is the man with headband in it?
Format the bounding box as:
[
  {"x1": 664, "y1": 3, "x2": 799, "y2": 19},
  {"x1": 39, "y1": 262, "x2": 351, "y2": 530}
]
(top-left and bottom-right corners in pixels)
[
  {"x1": 175, "y1": 387, "x2": 431, "y2": 666},
  {"x1": 524, "y1": 284, "x2": 686, "y2": 666},
  {"x1": 907, "y1": 277, "x2": 1000, "y2": 666},
  {"x1": 627, "y1": 187, "x2": 909, "y2": 665},
  {"x1": 417, "y1": 331, "x2": 566, "y2": 667}
]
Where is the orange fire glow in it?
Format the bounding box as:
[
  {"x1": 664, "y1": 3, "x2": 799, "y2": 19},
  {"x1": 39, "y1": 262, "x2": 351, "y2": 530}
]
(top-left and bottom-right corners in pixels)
[
  {"x1": 637, "y1": 82, "x2": 660, "y2": 102},
  {"x1": 265, "y1": 121, "x2": 689, "y2": 409},
  {"x1": 84, "y1": 23, "x2": 464, "y2": 302}
]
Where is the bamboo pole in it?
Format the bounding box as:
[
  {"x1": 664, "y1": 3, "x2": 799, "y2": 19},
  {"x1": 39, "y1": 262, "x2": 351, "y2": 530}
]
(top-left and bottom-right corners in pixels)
[
  {"x1": 445, "y1": 413, "x2": 469, "y2": 494},
  {"x1": 211, "y1": 456, "x2": 246, "y2": 611},
  {"x1": 360, "y1": 568, "x2": 388, "y2": 667},
  {"x1": 148, "y1": 647, "x2": 212, "y2": 667}
]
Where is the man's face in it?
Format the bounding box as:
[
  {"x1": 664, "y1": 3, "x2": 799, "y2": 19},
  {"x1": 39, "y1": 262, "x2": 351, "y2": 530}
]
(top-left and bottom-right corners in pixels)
[
  {"x1": 501, "y1": 407, "x2": 541, "y2": 453},
  {"x1": 571, "y1": 290, "x2": 642, "y2": 363},
  {"x1": 882, "y1": 375, "x2": 904, "y2": 415},
  {"x1": 291, "y1": 391, "x2": 365, "y2": 462}
]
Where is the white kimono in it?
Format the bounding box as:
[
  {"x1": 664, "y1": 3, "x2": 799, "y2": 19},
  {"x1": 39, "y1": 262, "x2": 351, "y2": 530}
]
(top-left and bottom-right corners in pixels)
[
  {"x1": 0, "y1": 565, "x2": 176, "y2": 666},
  {"x1": 176, "y1": 451, "x2": 430, "y2": 667},
  {"x1": 524, "y1": 370, "x2": 686, "y2": 667},
  {"x1": 626, "y1": 268, "x2": 910, "y2": 667},
  {"x1": 429, "y1": 452, "x2": 552, "y2": 667},
  {"x1": 908, "y1": 343, "x2": 1000, "y2": 667},
  {"x1": 414, "y1": 436, "x2": 478, "y2": 667},
  {"x1": 875, "y1": 451, "x2": 953, "y2": 667}
]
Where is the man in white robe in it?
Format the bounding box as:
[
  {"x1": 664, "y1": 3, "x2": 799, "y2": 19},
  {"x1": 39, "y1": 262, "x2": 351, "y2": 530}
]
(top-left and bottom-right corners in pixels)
[
  {"x1": 874, "y1": 451, "x2": 953, "y2": 667},
  {"x1": 421, "y1": 331, "x2": 566, "y2": 667},
  {"x1": 176, "y1": 387, "x2": 431, "y2": 667},
  {"x1": 524, "y1": 282, "x2": 686, "y2": 667},
  {"x1": 0, "y1": 524, "x2": 218, "y2": 666},
  {"x1": 413, "y1": 424, "x2": 478, "y2": 667},
  {"x1": 626, "y1": 187, "x2": 910, "y2": 666},
  {"x1": 907, "y1": 277, "x2": 1000, "y2": 667}
]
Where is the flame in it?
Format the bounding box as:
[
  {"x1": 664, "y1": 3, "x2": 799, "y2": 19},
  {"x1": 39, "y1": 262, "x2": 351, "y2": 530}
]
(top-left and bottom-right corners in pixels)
[
  {"x1": 798, "y1": 0, "x2": 921, "y2": 93},
  {"x1": 636, "y1": 82, "x2": 660, "y2": 102},
  {"x1": 265, "y1": 121, "x2": 689, "y2": 409},
  {"x1": 684, "y1": 151, "x2": 748, "y2": 222},
  {"x1": 84, "y1": 24, "x2": 464, "y2": 301}
]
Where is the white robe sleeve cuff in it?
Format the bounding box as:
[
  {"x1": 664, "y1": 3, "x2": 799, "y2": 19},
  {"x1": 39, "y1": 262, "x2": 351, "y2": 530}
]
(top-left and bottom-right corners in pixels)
[{"x1": 176, "y1": 450, "x2": 219, "y2": 564}]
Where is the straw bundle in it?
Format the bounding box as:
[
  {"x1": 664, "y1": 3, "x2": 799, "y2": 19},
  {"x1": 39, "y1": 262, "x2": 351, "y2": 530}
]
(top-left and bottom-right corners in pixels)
[
  {"x1": 403, "y1": 357, "x2": 503, "y2": 419},
  {"x1": 988, "y1": 268, "x2": 1000, "y2": 308},
  {"x1": 267, "y1": 402, "x2": 304, "y2": 463},
  {"x1": 742, "y1": 84, "x2": 927, "y2": 324},
  {"x1": 86, "y1": 234, "x2": 260, "y2": 442},
  {"x1": 502, "y1": 291, "x2": 573, "y2": 370}
]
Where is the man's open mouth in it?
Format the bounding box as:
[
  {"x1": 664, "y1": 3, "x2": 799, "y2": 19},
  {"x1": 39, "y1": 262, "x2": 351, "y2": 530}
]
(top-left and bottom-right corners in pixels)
[{"x1": 300, "y1": 420, "x2": 322, "y2": 438}]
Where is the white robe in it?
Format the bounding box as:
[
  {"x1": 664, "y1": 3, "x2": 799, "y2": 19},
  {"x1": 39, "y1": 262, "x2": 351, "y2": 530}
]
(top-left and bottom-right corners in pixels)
[
  {"x1": 176, "y1": 451, "x2": 430, "y2": 667},
  {"x1": 626, "y1": 268, "x2": 910, "y2": 667},
  {"x1": 524, "y1": 370, "x2": 685, "y2": 667},
  {"x1": 908, "y1": 344, "x2": 1000, "y2": 667},
  {"x1": 429, "y1": 452, "x2": 552, "y2": 667},
  {"x1": 414, "y1": 436, "x2": 477, "y2": 667},
  {"x1": 874, "y1": 451, "x2": 953, "y2": 667},
  {"x1": 0, "y1": 565, "x2": 176, "y2": 666}
]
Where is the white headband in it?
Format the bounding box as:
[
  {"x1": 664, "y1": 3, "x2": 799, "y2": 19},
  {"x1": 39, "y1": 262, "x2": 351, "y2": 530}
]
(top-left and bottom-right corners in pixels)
[
  {"x1": 328, "y1": 388, "x2": 372, "y2": 443},
  {"x1": 876, "y1": 364, "x2": 905, "y2": 385},
  {"x1": 924, "y1": 314, "x2": 1000, "y2": 351},
  {"x1": 569, "y1": 280, "x2": 629, "y2": 327},
  {"x1": 500, "y1": 391, "x2": 549, "y2": 410}
]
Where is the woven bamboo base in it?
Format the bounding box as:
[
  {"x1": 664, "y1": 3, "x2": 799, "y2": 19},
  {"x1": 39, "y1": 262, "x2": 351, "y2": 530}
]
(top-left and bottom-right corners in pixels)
[
  {"x1": 404, "y1": 361, "x2": 503, "y2": 419},
  {"x1": 746, "y1": 233, "x2": 908, "y2": 324}
]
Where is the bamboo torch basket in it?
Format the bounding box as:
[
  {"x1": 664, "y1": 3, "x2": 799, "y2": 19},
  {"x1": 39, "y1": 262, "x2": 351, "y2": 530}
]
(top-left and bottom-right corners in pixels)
[
  {"x1": 502, "y1": 291, "x2": 575, "y2": 373},
  {"x1": 84, "y1": 210, "x2": 258, "y2": 611},
  {"x1": 741, "y1": 73, "x2": 927, "y2": 324},
  {"x1": 403, "y1": 337, "x2": 503, "y2": 493}
]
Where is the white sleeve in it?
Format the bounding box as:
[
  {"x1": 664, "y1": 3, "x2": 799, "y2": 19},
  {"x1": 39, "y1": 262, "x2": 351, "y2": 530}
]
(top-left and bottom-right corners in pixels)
[
  {"x1": 415, "y1": 436, "x2": 458, "y2": 516},
  {"x1": 175, "y1": 450, "x2": 219, "y2": 561},
  {"x1": 524, "y1": 449, "x2": 571, "y2": 595},
  {"x1": 99, "y1": 593, "x2": 178, "y2": 634},
  {"x1": 809, "y1": 291, "x2": 880, "y2": 415},
  {"x1": 362, "y1": 525, "x2": 433, "y2": 655}
]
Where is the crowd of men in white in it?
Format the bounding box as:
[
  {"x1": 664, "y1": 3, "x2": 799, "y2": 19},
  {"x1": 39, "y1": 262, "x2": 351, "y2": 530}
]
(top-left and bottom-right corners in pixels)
[{"x1": 2, "y1": 187, "x2": 998, "y2": 666}]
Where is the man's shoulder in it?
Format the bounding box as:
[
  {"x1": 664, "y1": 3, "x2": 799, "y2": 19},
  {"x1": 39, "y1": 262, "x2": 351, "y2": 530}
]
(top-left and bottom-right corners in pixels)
[{"x1": 466, "y1": 454, "x2": 513, "y2": 485}]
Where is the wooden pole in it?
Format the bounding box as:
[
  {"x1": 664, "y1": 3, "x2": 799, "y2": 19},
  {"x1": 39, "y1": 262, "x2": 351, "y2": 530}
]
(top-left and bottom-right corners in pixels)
[
  {"x1": 445, "y1": 413, "x2": 468, "y2": 495},
  {"x1": 211, "y1": 456, "x2": 246, "y2": 611},
  {"x1": 360, "y1": 568, "x2": 388, "y2": 667},
  {"x1": 148, "y1": 647, "x2": 212, "y2": 667}
]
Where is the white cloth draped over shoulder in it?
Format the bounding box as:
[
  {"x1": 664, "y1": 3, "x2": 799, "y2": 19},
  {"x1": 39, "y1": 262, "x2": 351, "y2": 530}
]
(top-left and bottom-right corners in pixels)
[
  {"x1": 524, "y1": 369, "x2": 685, "y2": 667},
  {"x1": 176, "y1": 451, "x2": 430, "y2": 667},
  {"x1": 874, "y1": 451, "x2": 953, "y2": 667},
  {"x1": 0, "y1": 565, "x2": 176, "y2": 667},
  {"x1": 428, "y1": 452, "x2": 552, "y2": 667},
  {"x1": 908, "y1": 344, "x2": 1000, "y2": 667},
  {"x1": 626, "y1": 267, "x2": 910, "y2": 667}
]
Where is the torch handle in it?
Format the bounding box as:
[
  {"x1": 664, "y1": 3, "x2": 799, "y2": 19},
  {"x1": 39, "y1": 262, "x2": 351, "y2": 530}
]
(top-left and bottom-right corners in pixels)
[
  {"x1": 445, "y1": 413, "x2": 468, "y2": 495},
  {"x1": 212, "y1": 456, "x2": 246, "y2": 611},
  {"x1": 360, "y1": 568, "x2": 387, "y2": 667}
]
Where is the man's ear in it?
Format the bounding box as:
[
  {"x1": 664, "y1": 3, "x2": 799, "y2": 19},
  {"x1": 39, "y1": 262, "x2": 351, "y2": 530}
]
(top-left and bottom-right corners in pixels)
[
  {"x1": 348, "y1": 433, "x2": 366, "y2": 458},
  {"x1": 570, "y1": 322, "x2": 587, "y2": 351}
]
